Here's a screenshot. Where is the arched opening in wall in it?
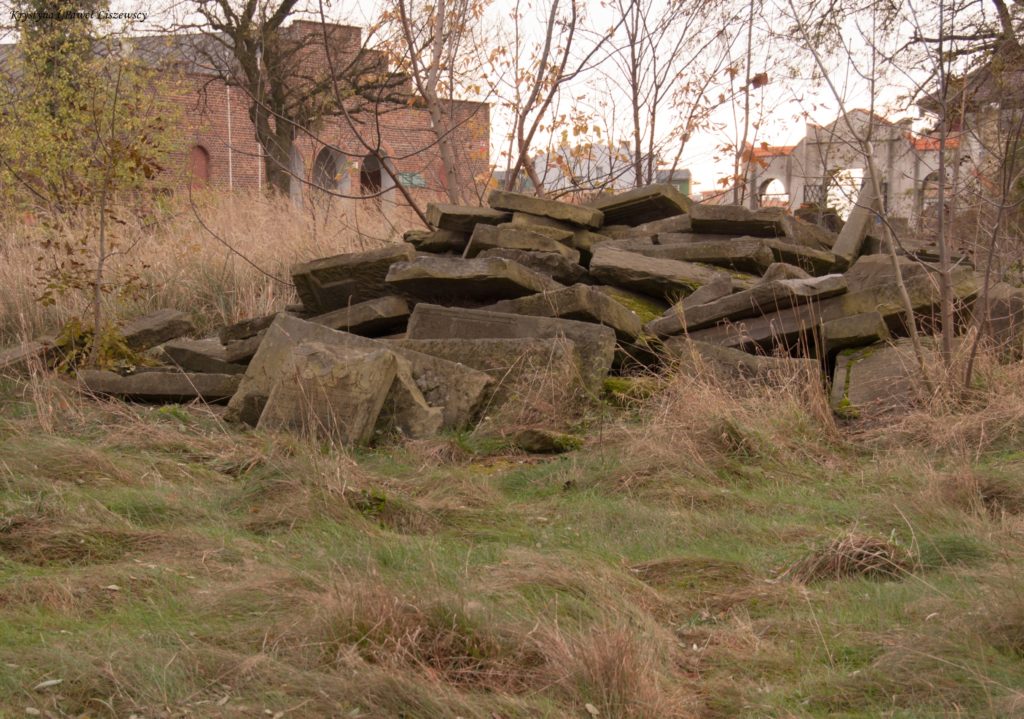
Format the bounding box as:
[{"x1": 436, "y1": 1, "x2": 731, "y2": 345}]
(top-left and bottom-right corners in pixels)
[
  {"x1": 360, "y1": 154, "x2": 396, "y2": 211},
  {"x1": 826, "y1": 168, "x2": 864, "y2": 221},
  {"x1": 289, "y1": 146, "x2": 305, "y2": 207},
  {"x1": 314, "y1": 148, "x2": 354, "y2": 193},
  {"x1": 313, "y1": 147, "x2": 353, "y2": 202},
  {"x1": 757, "y1": 178, "x2": 789, "y2": 208},
  {"x1": 189, "y1": 145, "x2": 210, "y2": 188},
  {"x1": 360, "y1": 154, "x2": 382, "y2": 200}
]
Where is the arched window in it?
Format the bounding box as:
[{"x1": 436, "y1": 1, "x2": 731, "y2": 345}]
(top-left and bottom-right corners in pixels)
[
  {"x1": 313, "y1": 147, "x2": 352, "y2": 195},
  {"x1": 189, "y1": 145, "x2": 210, "y2": 188},
  {"x1": 360, "y1": 154, "x2": 397, "y2": 214},
  {"x1": 757, "y1": 178, "x2": 789, "y2": 208},
  {"x1": 289, "y1": 146, "x2": 305, "y2": 207},
  {"x1": 360, "y1": 154, "x2": 382, "y2": 198}
]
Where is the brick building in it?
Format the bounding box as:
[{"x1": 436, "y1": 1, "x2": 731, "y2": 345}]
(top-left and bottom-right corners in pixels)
[{"x1": 134, "y1": 21, "x2": 491, "y2": 212}]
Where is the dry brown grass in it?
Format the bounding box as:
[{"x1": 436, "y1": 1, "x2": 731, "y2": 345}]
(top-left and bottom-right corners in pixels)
[
  {"x1": 0, "y1": 191, "x2": 421, "y2": 343},
  {"x1": 598, "y1": 352, "x2": 839, "y2": 489},
  {"x1": 859, "y1": 342, "x2": 1024, "y2": 455},
  {"x1": 781, "y1": 532, "x2": 916, "y2": 583},
  {"x1": 471, "y1": 336, "x2": 595, "y2": 436},
  {"x1": 933, "y1": 468, "x2": 1024, "y2": 518}
]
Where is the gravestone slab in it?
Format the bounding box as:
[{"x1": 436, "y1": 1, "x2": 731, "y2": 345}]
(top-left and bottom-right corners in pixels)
[
  {"x1": 291, "y1": 244, "x2": 414, "y2": 313},
  {"x1": 385, "y1": 256, "x2": 562, "y2": 302},
  {"x1": 488, "y1": 190, "x2": 604, "y2": 229},
  {"x1": 78, "y1": 370, "x2": 240, "y2": 403}
]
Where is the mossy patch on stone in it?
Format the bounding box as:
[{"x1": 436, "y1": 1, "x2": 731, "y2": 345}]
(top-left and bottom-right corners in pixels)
[
  {"x1": 598, "y1": 287, "x2": 668, "y2": 323},
  {"x1": 602, "y1": 375, "x2": 660, "y2": 406}
]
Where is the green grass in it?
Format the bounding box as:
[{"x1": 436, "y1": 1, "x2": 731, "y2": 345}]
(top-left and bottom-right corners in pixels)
[{"x1": 0, "y1": 378, "x2": 1023, "y2": 718}]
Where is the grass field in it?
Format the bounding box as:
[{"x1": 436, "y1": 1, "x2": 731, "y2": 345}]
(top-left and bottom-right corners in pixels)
[
  {"x1": 2, "y1": 353, "x2": 1023, "y2": 718},
  {"x1": 2, "y1": 195, "x2": 1023, "y2": 717}
]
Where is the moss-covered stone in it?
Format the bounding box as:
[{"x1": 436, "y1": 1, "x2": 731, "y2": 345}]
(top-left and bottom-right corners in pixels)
[
  {"x1": 602, "y1": 375, "x2": 660, "y2": 406},
  {"x1": 596, "y1": 286, "x2": 668, "y2": 324}
]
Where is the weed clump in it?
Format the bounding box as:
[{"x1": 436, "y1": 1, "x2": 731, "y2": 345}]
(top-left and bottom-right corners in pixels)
[{"x1": 781, "y1": 533, "x2": 915, "y2": 583}]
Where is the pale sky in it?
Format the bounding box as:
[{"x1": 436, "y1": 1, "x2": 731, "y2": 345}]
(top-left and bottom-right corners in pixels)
[{"x1": 56, "y1": 0, "x2": 939, "y2": 196}]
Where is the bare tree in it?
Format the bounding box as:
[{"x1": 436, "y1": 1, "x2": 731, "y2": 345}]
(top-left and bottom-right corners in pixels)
[
  {"x1": 382, "y1": 0, "x2": 490, "y2": 204},
  {"x1": 488, "y1": 0, "x2": 620, "y2": 195},
  {"x1": 601, "y1": 0, "x2": 741, "y2": 189},
  {"x1": 172, "y1": 2, "x2": 402, "y2": 196},
  {"x1": 781, "y1": 0, "x2": 1024, "y2": 387}
]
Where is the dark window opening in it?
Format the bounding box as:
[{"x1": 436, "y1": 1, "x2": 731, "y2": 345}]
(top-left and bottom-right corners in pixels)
[
  {"x1": 360, "y1": 154, "x2": 382, "y2": 199},
  {"x1": 189, "y1": 145, "x2": 210, "y2": 187}
]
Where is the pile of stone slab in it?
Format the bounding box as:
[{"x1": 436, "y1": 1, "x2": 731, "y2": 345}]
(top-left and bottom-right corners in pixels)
[{"x1": 7, "y1": 181, "x2": 1014, "y2": 434}]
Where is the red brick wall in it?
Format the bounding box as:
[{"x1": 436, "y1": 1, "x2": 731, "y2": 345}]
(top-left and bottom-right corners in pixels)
[{"x1": 160, "y1": 23, "x2": 490, "y2": 209}]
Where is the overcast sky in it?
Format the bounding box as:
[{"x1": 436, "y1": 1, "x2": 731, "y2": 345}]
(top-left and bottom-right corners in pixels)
[{"x1": 4, "y1": 0, "x2": 939, "y2": 196}]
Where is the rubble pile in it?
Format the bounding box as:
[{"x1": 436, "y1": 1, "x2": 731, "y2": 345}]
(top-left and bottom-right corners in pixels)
[{"x1": 5, "y1": 181, "x2": 1019, "y2": 438}]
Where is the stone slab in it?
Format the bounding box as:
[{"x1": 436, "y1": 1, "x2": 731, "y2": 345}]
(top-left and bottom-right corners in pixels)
[
  {"x1": 662, "y1": 337, "x2": 819, "y2": 381},
  {"x1": 222, "y1": 333, "x2": 265, "y2": 364},
  {"x1": 566, "y1": 230, "x2": 611, "y2": 265},
  {"x1": 385, "y1": 255, "x2": 562, "y2": 302},
  {"x1": 832, "y1": 180, "x2": 881, "y2": 265},
  {"x1": 403, "y1": 228, "x2": 469, "y2": 254},
  {"x1": 682, "y1": 274, "x2": 733, "y2": 309},
  {"x1": 309, "y1": 295, "x2": 410, "y2": 336},
  {"x1": 393, "y1": 337, "x2": 580, "y2": 409},
  {"x1": 161, "y1": 338, "x2": 247, "y2": 374},
  {"x1": 485, "y1": 284, "x2": 643, "y2": 341},
  {"x1": 688, "y1": 266, "x2": 978, "y2": 352},
  {"x1": 464, "y1": 224, "x2": 580, "y2": 262},
  {"x1": 477, "y1": 248, "x2": 590, "y2": 285},
  {"x1": 687, "y1": 204, "x2": 785, "y2": 237},
  {"x1": 599, "y1": 232, "x2": 736, "y2": 252},
  {"x1": 587, "y1": 183, "x2": 691, "y2": 226},
  {"x1": 760, "y1": 238, "x2": 840, "y2": 275},
  {"x1": 623, "y1": 236, "x2": 837, "y2": 275},
  {"x1": 488, "y1": 190, "x2": 603, "y2": 229},
  {"x1": 218, "y1": 313, "x2": 279, "y2": 345},
  {"x1": 0, "y1": 339, "x2": 57, "y2": 376},
  {"x1": 291, "y1": 244, "x2": 415, "y2": 314},
  {"x1": 843, "y1": 254, "x2": 934, "y2": 293},
  {"x1": 646, "y1": 275, "x2": 848, "y2": 337},
  {"x1": 976, "y1": 281, "x2": 1024, "y2": 350},
  {"x1": 781, "y1": 214, "x2": 837, "y2": 251},
  {"x1": 380, "y1": 342, "x2": 494, "y2": 429},
  {"x1": 830, "y1": 339, "x2": 934, "y2": 416},
  {"x1": 500, "y1": 221, "x2": 574, "y2": 243},
  {"x1": 822, "y1": 312, "x2": 890, "y2": 355},
  {"x1": 631, "y1": 214, "x2": 693, "y2": 235},
  {"x1": 226, "y1": 314, "x2": 442, "y2": 438},
  {"x1": 589, "y1": 246, "x2": 745, "y2": 301},
  {"x1": 78, "y1": 370, "x2": 240, "y2": 403},
  {"x1": 624, "y1": 237, "x2": 775, "y2": 274},
  {"x1": 427, "y1": 203, "x2": 511, "y2": 232},
  {"x1": 122, "y1": 310, "x2": 194, "y2": 352},
  {"x1": 405, "y1": 303, "x2": 615, "y2": 395},
  {"x1": 594, "y1": 286, "x2": 671, "y2": 324},
  {"x1": 510, "y1": 212, "x2": 575, "y2": 231},
  {"x1": 760, "y1": 262, "x2": 811, "y2": 282},
  {"x1": 258, "y1": 342, "x2": 396, "y2": 445}
]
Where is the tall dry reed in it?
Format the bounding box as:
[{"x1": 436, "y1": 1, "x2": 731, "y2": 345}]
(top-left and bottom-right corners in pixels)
[{"x1": 0, "y1": 191, "x2": 421, "y2": 344}]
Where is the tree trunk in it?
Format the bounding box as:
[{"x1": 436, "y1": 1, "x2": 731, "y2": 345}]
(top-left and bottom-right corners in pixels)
[
  {"x1": 424, "y1": 92, "x2": 464, "y2": 204},
  {"x1": 251, "y1": 101, "x2": 294, "y2": 196}
]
